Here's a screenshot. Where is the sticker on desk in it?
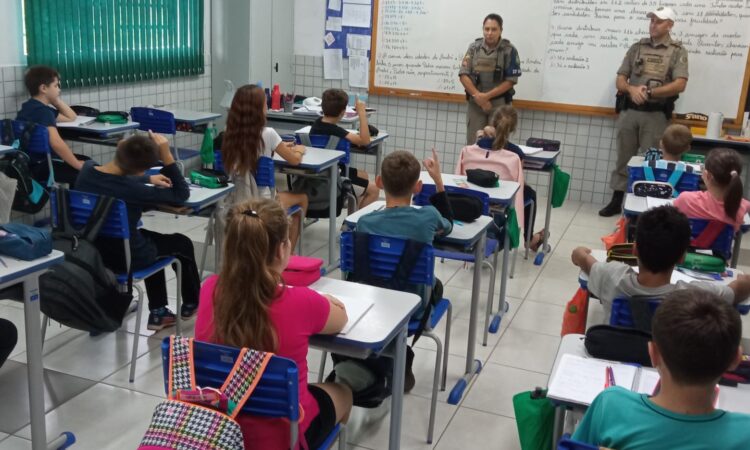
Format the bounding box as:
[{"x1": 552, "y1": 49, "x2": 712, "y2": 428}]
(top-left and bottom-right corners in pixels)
[{"x1": 453, "y1": 178, "x2": 469, "y2": 188}]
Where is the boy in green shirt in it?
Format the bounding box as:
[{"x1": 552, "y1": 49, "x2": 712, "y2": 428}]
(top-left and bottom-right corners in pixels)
[{"x1": 573, "y1": 289, "x2": 750, "y2": 449}]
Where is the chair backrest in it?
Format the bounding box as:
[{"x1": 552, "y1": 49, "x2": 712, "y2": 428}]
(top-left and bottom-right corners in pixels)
[
  {"x1": 340, "y1": 231, "x2": 434, "y2": 303},
  {"x1": 50, "y1": 189, "x2": 130, "y2": 240},
  {"x1": 130, "y1": 107, "x2": 176, "y2": 135},
  {"x1": 160, "y1": 337, "x2": 300, "y2": 421},
  {"x1": 628, "y1": 162, "x2": 700, "y2": 194},
  {"x1": 688, "y1": 218, "x2": 735, "y2": 261},
  {"x1": 557, "y1": 435, "x2": 598, "y2": 450},
  {"x1": 299, "y1": 133, "x2": 351, "y2": 165},
  {"x1": 610, "y1": 296, "x2": 662, "y2": 332},
  {"x1": 255, "y1": 156, "x2": 275, "y2": 189},
  {"x1": 413, "y1": 184, "x2": 491, "y2": 215},
  {"x1": 0, "y1": 120, "x2": 51, "y2": 155}
]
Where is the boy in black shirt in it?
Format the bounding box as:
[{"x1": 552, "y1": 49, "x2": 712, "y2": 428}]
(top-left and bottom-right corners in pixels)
[{"x1": 309, "y1": 89, "x2": 379, "y2": 207}]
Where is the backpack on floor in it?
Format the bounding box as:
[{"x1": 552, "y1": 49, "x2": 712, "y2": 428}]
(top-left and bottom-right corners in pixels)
[
  {"x1": 39, "y1": 188, "x2": 132, "y2": 333},
  {"x1": 291, "y1": 175, "x2": 355, "y2": 219},
  {"x1": 0, "y1": 119, "x2": 50, "y2": 213},
  {"x1": 139, "y1": 336, "x2": 271, "y2": 450}
]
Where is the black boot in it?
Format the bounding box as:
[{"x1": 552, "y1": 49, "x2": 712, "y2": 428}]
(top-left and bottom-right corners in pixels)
[{"x1": 599, "y1": 191, "x2": 624, "y2": 217}]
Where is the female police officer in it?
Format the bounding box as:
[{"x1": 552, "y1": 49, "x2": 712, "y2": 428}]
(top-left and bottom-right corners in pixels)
[{"x1": 459, "y1": 13, "x2": 522, "y2": 145}]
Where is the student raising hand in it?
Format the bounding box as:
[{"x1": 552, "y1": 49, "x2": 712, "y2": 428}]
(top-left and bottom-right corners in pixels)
[{"x1": 423, "y1": 148, "x2": 445, "y2": 191}]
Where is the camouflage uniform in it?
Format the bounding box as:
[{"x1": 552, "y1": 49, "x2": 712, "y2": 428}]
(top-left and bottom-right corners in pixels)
[
  {"x1": 610, "y1": 36, "x2": 689, "y2": 191},
  {"x1": 459, "y1": 38, "x2": 522, "y2": 144}
]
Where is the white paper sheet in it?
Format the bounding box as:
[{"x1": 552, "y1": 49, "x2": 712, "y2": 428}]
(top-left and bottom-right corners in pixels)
[
  {"x1": 341, "y1": 3, "x2": 371, "y2": 28},
  {"x1": 635, "y1": 369, "x2": 660, "y2": 395},
  {"x1": 325, "y1": 17, "x2": 342, "y2": 32},
  {"x1": 328, "y1": 0, "x2": 342, "y2": 11},
  {"x1": 347, "y1": 33, "x2": 371, "y2": 50},
  {"x1": 57, "y1": 116, "x2": 97, "y2": 127},
  {"x1": 348, "y1": 48, "x2": 367, "y2": 57},
  {"x1": 646, "y1": 196, "x2": 672, "y2": 210},
  {"x1": 323, "y1": 48, "x2": 343, "y2": 79},
  {"x1": 548, "y1": 354, "x2": 638, "y2": 405},
  {"x1": 316, "y1": 292, "x2": 374, "y2": 334},
  {"x1": 348, "y1": 55, "x2": 369, "y2": 88},
  {"x1": 324, "y1": 32, "x2": 336, "y2": 47},
  {"x1": 518, "y1": 145, "x2": 543, "y2": 156}
]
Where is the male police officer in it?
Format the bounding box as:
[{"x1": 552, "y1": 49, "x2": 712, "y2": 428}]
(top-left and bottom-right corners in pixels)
[
  {"x1": 459, "y1": 13, "x2": 522, "y2": 145},
  {"x1": 600, "y1": 6, "x2": 689, "y2": 216}
]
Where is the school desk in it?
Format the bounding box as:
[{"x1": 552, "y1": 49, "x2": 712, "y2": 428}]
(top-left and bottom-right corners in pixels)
[
  {"x1": 548, "y1": 334, "x2": 750, "y2": 448},
  {"x1": 266, "y1": 109, "x2": 361, "y2": 134},
  {"x1": 294, "y1": 125, "x2": 391, "y2": 175},
  {"x1": 419, "y1": 172, "x2": 521, "y2": 347},
  {"x1": 343, "y1": 200, "x2": 496, "y2": 405},
  {"x1": 0, "y1": 250, "x2": 74, "y2": 450},
  {"x1": 273, "y1": 147, "x2": 346, "y2": 273},
  {"x1": 523, "y1": 149, "x2": 561, "y2": 265},
  {"x1": 309, "y1": 277, "x2": 421, "y2": 450},
  {"x1": 692, "y1": 136, "x2": 750, "y2": 191}
]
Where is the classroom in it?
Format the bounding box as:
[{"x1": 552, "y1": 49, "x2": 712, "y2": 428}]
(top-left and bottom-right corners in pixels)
[{"x1": 1, "y1": 0, "x2": 750, "y2": 449}]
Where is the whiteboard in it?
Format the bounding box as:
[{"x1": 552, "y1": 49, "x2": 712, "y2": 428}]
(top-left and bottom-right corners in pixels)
[{"x1": 370, "y1": 0, "x2": 750, "y2": 121}]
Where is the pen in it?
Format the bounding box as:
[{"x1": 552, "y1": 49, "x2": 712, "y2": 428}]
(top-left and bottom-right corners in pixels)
[{"x1": 605, "y1": 366, "x2": 616, "y2": 388}]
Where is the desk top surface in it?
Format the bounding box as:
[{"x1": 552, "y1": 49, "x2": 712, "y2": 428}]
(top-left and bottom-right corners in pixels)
[
  {"x1": 59, "y1": 120, "x2": 140, "y2": 135},
  {"x1": 267, "y1": 110, "x2": 361, "y2": 124},
  {"x1": 550, "y1": 334, "x2": 750, "y2": 413},
  {"x1": 524, "y1": 149, "x2": 560, "y2": 161},
  {"x1": 623, "y1": 194, "x2": 750, "y2": 226},
  {"x1": 0, "y1": 145, "x2": 15, "y2": 155},
  {"x1": 421, "y1": 172, "x2": 520, "y2": 203},
  {"x1": 183, "y1": 184, "x2": 235, "y2": 208},
  {"x1": 309, "y1": 277, "x2": 420, "y2": 350},
  {"x1": 165, "y1": 109, "x2": 222, "y2": 124},
  {"x1": 294, "y1": 126, "x2": 390, "y2": 146},
  {"x1": 273, "y1": 147, "x2": 345, "y2": 169},
  {"x1": 344, "y1": 200, "x2": 494, "y2": 244},
  {"x1": 0, "y1": 250, "x2": 64, "y2": 286}
]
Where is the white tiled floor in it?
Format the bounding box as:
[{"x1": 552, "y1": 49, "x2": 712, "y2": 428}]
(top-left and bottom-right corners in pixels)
[{"x1": 2, "y1": 200, "x2": 750, "y2": 449}]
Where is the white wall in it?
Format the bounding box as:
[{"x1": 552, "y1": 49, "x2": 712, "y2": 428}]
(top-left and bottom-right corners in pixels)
[{"x1": 0, "y1": 0, "x2": 25, "y2": 67}]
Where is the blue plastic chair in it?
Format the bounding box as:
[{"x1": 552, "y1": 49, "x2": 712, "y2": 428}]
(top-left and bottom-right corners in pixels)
[
  {"x1": 557, "y1": 434, "x2": 598, "y2": 450},
  {"x1": 333, "y1": 231, "x2": 451, "y2": 444},
  {"x1": 610, "y1": 296, "x2": 662, "y2": 332},
  {"x1": 160, "y1": 337, "x2": 345, "y2": 450},
  {"x1": 0, "y1": 120, "x2": 55, "y2": 184},
  {"x1": 297, "y1": 133, "x2": 351, "y2": 166},
  {"x1": 688, "y1": 218, "x2": 735, "y2": 263},
  {"x1": 130, "y1": 107, "x2": 199, "y2": 169},
  {"x1": 49, "y1": 189, "x2": 182, "y2": 382},
  {"x1": 413, "y1": 185, "x2": 505, "y2": 345}
]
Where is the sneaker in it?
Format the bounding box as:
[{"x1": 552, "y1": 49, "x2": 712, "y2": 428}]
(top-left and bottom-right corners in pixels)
[
  {"x1": 598, "y1": 191, "x2": 624, "y2": 217},
  {"x1": 147, "y1": 307, "x2": 177, "y2": 331},
  {"x1": 181, "y1": 303, "x2": 199, "y2": 320}
]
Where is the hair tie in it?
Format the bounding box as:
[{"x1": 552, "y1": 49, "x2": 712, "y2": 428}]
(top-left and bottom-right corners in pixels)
[
  {"x1": 242, "y1": 209, "x2": 259, "y2": 218},
  {"x1": 731, "y1": 170, "x2": 739, "y2": 177}
]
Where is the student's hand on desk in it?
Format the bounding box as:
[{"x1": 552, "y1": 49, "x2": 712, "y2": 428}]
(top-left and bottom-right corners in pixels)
[
  {"x1": 325, "y1": 294, "x2": 346, "y2": 311},
  {"x1": 149, "y1": 174, "x2": 172, "y2": 188}
]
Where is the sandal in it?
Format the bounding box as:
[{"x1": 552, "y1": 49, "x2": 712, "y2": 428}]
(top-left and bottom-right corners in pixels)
[{"x1": 528, "y1": 229, "x2": 546, "y2": 253}]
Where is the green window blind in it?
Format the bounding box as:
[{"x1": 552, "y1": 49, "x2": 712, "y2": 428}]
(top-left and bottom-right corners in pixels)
[{"x1": 24, "y1": 0, "x2": 204, "y2": 88}]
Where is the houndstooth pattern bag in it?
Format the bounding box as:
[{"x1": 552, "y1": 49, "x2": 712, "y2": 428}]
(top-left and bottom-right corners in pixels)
[{"x1": 139, "y1": 336, "x2": 271, "y2": 450}]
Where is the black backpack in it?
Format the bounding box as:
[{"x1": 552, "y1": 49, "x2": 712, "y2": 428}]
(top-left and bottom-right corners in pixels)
[
  {"x1": 329, "y1": 232, "x2": 434, "y2": 408},
  {"x1": 39, "y1": 188, "x2": 132, "y2": 333},
  {"x1": 291, "y1": 175, "x2": 355, "y2": 219},
  {"x1": 0, "y1": 119, "x2": 50, "y2": 214}
]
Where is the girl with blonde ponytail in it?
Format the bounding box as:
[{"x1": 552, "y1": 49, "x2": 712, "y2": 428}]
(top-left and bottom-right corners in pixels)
[
  {"x1": 675, "y1": 147, "x2": 750, "y2": 231},
  {"x1": 456, "y1": 105, "x2": 545, "y2": 250},
  {"x1": 195, "y1": 198, "x2": 352, "y2": 449}
]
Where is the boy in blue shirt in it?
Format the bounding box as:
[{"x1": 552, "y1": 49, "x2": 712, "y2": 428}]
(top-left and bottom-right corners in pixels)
[
  {"x1": 16, "y1": 65, "x2": 89, "y2": 187},
  {"x1": 573, "y1": 289, "x2": 750, "y2": 450},
  {"x1": 357, "y1": 149, "x2": 452, "y2": 391}
]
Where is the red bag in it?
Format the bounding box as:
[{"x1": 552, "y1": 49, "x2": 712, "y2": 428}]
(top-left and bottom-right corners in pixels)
[
  {"x1": 282, "y1": 256, "x2": 323, "y2": 286},
  {"x1": 561, "y1": 287, "x2": 589, "y2": 336},
  {"x1": 601, "y1": 216, "x2": 627, "y2": 251}
]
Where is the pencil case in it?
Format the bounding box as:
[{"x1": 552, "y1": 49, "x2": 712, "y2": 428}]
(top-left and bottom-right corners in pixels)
[
  {"x1": 606, "y1": 243, "x2": 637, "y2": 266},
  {"x1": 282, "y1": 256, "x2": 323, "y2": 286},
  {"x1": 0, "y1": 223, "x2": 52, "y2": 261}
]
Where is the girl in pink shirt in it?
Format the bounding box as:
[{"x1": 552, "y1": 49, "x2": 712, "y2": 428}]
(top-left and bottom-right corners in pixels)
[
  {"x1": 456, "y1": 105, "x2": 545, "y2": 250},
  {"x1": 195, "y1": 198, "x2": 352, "y2": 450},
  {"x1": 674, "y1": 148, "x2": 750, "y2": 231}
]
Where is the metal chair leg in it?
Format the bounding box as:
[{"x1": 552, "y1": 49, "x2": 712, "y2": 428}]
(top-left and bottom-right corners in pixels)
[
  {"x1": 129, "y1": 286, "x2": 145, "y2": 383},
  {"x1": 525, "y1": 199, "x2": 536, "y2": 260},
  {"x1": 317, "y1": 350, "x2": 328, "y2": 384},
  {"x1": 442, "y1": 304, "x2": 452, "y2": 392},
  {"x1": 199, "y1": 214, "x2": 215, "y2": 278},
  {"x1": 174, "y1": 259, "x2": 183, "y2": 336},
  {"x1": 423, "y1": 330, "x2": 442, "y2": 444},
  {"x1": 41, "y1": 315, "x2": 48, "y2": 351}
]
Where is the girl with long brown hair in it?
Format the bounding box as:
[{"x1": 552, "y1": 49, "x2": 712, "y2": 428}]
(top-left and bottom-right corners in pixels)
[
  {"x1": 194, "y1": 198, "x2": 352, "y2": 449},
  {"x1": 221, "y1": 84, "x2": 308, "y2": 249},
  {"x1": 675, "y1": 147, "x2": 750, "y2": 231}
]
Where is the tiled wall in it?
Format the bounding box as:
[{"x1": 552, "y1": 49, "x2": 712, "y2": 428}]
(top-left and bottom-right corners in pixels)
[{"x1": 292, "y1": 55, "x2": 620, "y2": 205}]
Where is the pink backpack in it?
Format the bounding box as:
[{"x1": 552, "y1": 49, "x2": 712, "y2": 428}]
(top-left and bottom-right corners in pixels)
[{"x1": 139, "y1": 336, "x2": 271, "y2": 450}]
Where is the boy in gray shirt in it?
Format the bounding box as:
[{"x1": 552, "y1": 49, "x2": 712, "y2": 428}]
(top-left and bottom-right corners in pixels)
[{"x1": 571, "y1": 205, "x2": 750, "y2": 322}]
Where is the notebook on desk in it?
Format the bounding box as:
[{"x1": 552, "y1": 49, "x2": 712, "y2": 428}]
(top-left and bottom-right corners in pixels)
[
  {"x1": 518, "y1": 144, "x2": 544, "y2": 156},
  {"x1": 548, "y1": 354, "x2": 659, "y2": 406},
  {"x1": 57, "y1": 116, "x2": 97, "y2": 127},
  {"x1": 316, "y1": 292, "x2": 374, "y2": 335}
]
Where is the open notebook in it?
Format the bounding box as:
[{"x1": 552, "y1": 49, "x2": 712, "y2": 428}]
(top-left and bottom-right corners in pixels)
[
  {"x1": 518, "y1": 144, "x2": 544, "y2": 156},
  {"x1": 316, "y1": 292, "x2": 374, "y2": 335},
  {"x1": 548, "y1": 354, "x2": 661, "y2": 406},
  {"x1": 57, "y1": 116, "x2": 97, "y2": 127}
]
